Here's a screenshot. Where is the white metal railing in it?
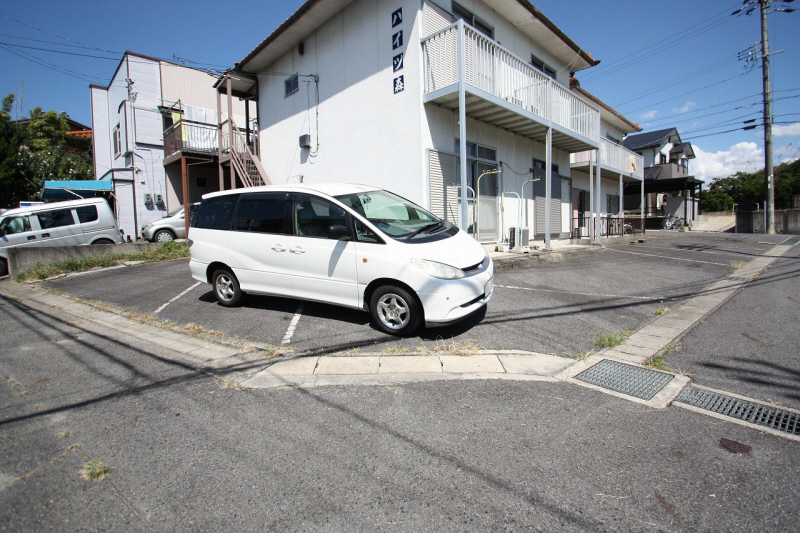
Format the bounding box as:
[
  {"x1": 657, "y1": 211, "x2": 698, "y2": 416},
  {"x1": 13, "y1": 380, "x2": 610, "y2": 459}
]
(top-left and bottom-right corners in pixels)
[
  {"x1": 570, "y1": 137, "x2": 644, "y2": 179},
  {"x1": 422, "y1": 22, "x2": 600, "y2": 144}
]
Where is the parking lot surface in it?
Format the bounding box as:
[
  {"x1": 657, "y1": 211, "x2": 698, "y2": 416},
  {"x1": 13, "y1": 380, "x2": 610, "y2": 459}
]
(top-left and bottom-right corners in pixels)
[{"x1": 42, "y1": 233, "x2": 784, "y2": 359}]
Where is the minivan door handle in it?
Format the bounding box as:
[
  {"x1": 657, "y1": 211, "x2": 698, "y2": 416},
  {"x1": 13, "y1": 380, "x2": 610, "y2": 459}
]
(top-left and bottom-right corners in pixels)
[
  {"x1": 41, "y1": 233, "x2": 50, "y2": 238},
  {"x1": 271, "y1": 245, "x2": 286, "y2": 252},
  {"x1": 289, "y1": 246, "x2": 306, "y2": 254},
  {"x1": 27, "y1": 235, "x2": 37, "y2": 241}
]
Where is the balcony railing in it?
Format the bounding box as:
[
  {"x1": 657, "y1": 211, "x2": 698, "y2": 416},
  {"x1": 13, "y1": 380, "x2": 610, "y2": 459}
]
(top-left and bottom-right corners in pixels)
[
  {"x1": 572, "y1": 215, "x2": 645, "y2": 239},
  {"x1": 422, "y1": 22, "x2": 600, "y2": 144},
  {"x1": 571, "y1": 137, "x2": 644, "y2": 179},
  {"x1": 163, "y1": 120, "x2": 218, "y2": 159}
]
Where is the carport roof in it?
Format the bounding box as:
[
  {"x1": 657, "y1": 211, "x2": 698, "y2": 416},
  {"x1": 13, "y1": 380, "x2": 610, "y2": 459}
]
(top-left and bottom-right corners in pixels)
[{"x1": 41, "y1": 180, "x2": 114, "y2": 201}]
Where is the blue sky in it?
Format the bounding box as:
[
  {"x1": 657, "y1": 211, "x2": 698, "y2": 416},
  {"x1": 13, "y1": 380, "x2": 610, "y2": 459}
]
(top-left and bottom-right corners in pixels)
[{"x1": 1, "y1": 0, "x2": 798, "y2": 182}]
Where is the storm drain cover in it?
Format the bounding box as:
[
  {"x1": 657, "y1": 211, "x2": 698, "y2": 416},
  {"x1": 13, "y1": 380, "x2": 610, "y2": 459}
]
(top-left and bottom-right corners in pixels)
[
  {"x1": 726, "y1": 276, "x2": 750, "y2": 283},
  {"x1": 781, "y1": 236, "x2": 800, "y2": 246},
  {"x1": 575, "y1": 360, "x2": 674, "y2": 400},
  {"x1": 675, "y1": 386, "x2": 799, "y2": 436}
]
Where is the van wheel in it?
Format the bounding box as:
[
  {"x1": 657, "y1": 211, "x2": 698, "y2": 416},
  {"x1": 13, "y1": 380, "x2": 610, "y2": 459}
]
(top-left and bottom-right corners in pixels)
[
  {"x1": 92, "y1": 238, "x2": 114, "y2": 245},
  {"x1": 212, "y1": 269, "x2": 243, "y2": 307},
  {"x1": 0, "y1": 258, "x2": 8, "y2": 277},
  {"x1": 370, "y1": 285, "x2": 422, "y2": 336},
  {"x1": 154, "y1": 229, "x2": 174, "y2": 243}
]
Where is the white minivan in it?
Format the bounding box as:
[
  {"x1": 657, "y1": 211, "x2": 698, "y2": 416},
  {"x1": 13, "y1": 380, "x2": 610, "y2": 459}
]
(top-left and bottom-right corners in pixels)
[
  {"x1": 0, "y1": 198, "x2": 123, "y2": 276},
  {"x1": 188, "y1": 184, "x2": 493, "y2": 336}
]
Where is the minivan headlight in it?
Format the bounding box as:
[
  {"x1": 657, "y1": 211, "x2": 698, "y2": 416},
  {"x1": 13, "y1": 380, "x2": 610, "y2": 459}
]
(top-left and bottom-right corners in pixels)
[
  {"x1": 143, "y1": 222, "x2": 154, "y2": 230},
  {"x1": 411, "y1": 258, "x2": 465, "y2": 279}
]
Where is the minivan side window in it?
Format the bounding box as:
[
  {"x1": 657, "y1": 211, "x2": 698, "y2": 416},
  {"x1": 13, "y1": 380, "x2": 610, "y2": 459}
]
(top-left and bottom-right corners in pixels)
[
  {"x1": 292, "y1": 195, "x2": 348, "y2": 239},
  {"x1": 0, "y1": 216, "x2": 32, "y2": 236},
  {"x1": 38, "y1": 208, "x2": 75, "y2": 230},
  {"x1": 76, "y1": 205, "x2": 99, "y2": 223},
  {"x1": 192, "y1": 195, "x2": 240, "y2": 230},
  {"x1": 234, "y1": 194, "x2": 288, "y2": 234}
]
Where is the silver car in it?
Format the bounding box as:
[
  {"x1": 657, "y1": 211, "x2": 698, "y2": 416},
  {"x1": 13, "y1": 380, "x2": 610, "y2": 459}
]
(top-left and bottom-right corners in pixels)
[{"x1": 142, "y1": 204, "x2": 198, "y2": 242}]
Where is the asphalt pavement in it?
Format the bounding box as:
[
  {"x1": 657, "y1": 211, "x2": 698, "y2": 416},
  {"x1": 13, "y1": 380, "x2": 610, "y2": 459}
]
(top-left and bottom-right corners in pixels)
[{"x1": 1, "y1": 288, "x2": 798, "y2": 531}]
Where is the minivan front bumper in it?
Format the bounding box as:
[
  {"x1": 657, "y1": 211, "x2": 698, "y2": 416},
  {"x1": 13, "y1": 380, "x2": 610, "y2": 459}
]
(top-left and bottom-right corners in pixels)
[{"x1": 418, "y1": 263, "x2": 494, "y2": 326}]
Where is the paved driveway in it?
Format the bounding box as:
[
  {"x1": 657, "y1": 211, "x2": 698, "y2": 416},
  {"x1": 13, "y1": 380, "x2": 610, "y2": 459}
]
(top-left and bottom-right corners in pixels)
[{"x1": 42, "y1": 232, "x2": 783, "y2": 359}]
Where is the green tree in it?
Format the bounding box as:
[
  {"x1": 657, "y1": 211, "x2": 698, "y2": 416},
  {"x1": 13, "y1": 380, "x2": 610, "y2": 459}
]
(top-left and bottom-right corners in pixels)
[
  {"x1": 0, "y1": 94, "x2": 94, "y2": 208},
  {"x1": 702, "y1": 160, "x2": 800, "y2": 212}
]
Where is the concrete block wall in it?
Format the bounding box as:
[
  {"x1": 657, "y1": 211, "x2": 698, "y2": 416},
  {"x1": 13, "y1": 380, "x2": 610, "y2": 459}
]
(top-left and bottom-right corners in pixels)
[{"x1": 7, "y1": 243, "x2": 162, "y2": 277}]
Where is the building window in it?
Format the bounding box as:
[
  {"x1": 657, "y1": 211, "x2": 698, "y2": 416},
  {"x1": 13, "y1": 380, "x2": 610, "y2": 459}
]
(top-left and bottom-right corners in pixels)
[
  {"x1": 531, "y1": 55, "x2": 556, "y2": 79},
  {"x1": 455, "y1": 140, "x2": 498, "y2": 195},
  {"x1": 659, "y1": 153, "x2": 668, "y2": 165},
  {"x1": 452, "y1": 2, "x2": 493, "y2": 39},
  {"x1": 285, "y1": 75, "x2": 299, "y2": 97},
  {"x1": 113, "y1": 125, "x2": 121, "y2": 158},
  {"x1": 607, "y1": 195, "x2": 620, "y2": 214}
]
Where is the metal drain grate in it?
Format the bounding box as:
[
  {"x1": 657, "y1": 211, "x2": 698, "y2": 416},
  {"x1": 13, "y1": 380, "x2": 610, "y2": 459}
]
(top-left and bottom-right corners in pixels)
[
  {"x1": 780, "y1": 236, "x2": 800, "y2": 246},
  {"x1": 575, "y1": 360, "x2": 674, "y2": 400},
  {"x1": 726, "y1": 276, "x2": 750, "y2": 283},
  {"x1": 675, "y1": 386, "x2": 800, "y2": 436}
]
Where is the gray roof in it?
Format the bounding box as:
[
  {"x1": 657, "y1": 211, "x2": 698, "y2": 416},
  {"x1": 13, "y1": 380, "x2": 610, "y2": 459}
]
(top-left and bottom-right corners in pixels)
[{"x1": 623, "y1": 128, "x2": 677, "y2": 152}]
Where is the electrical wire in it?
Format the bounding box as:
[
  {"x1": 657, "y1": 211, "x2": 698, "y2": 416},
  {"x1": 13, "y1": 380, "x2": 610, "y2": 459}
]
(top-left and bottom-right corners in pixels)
[
  {"x1": 0, "y1": 44, "x2": 102, "y2": 83},
  {"x1": 582, "y1": 1, "x2": 741, "y2": 83}
]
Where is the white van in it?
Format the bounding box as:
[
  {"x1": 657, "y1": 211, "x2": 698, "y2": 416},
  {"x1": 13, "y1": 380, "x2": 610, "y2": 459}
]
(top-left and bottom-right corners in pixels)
[
  {"x1": 0, "y1": 198, "x2": 123, "y2": 276},
  {"x1": 188, "y1": 184, "x2": 493, "y2": 336}
]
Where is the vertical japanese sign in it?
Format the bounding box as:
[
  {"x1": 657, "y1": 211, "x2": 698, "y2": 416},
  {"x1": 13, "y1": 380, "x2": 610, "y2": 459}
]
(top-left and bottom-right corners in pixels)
[{"x1": 392, "y1": 7, "x2": 404, "y2": 94}]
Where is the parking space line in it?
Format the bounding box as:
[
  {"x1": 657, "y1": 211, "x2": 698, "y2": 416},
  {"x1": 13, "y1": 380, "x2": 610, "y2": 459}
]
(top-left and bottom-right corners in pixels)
[
  {"x1": 494, "y1": 284, "x2": 653, "y2": 300},
  {"x1": 607, "y1": 248, "x2": 729, "y2": 266},
  {"x1": 282, "y1": 304, "x2": 304, "y2": 344},
  {"x1": 154, "y1": 282, "x2": 202, "y2": 314}
]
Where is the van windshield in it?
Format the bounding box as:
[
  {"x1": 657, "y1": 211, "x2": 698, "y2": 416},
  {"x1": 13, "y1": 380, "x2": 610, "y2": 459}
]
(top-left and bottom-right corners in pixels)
[{"x1": 335, "y1": 190, "x2": 443, "y2": 239}]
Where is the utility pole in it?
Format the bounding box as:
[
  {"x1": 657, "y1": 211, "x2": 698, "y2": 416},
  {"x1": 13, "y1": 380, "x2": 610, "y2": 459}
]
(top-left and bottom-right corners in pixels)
[
  {"x1": 733, "y1": 0, "x2": 794, "y2": 234},
  {"x1": 759, "y1": 0, "x2": 775, "y2": 234}
]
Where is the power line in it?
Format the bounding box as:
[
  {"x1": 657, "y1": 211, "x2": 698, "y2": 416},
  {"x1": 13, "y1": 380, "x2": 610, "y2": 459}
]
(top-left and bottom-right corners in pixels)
[
  {"x1": 619, "y1": 70, "x2": 755, "y2": 114},
  {"x1": 0, "y1": 44, "x2": 103, "y2": 83},
  {"x1": 0, "y1": 41, "x2": 119, "y2": 60},
  {"x1": 610, "y1": 56, "x2": 740, "y2": 108},
  {"x1": 0, "y1": 13, "x2": 119, "y2": 54},
  {"x1": 582, "y1": 2, "x2": 741, "y2": 83},
  {"x1": 639, "y1": 90, "x2": 800, "y2": 125}
]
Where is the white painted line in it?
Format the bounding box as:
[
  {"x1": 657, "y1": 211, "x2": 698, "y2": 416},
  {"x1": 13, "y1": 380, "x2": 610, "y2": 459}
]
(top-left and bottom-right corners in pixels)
[
  {"x1": 67, "y1": 265, "x2": 127, "y2": 277},
  {"x1": 607, "y1": 248, "x2": 729, "y2": 266},
  {"x1": 154, "y1": 282, "x2": 202, "y2": 314},
  {"x1": 494, "y1": 284, "x2": 653, "y2": 300},
  {"x1": 282, "y1": 304, "x2": 304, "y2": 345}
]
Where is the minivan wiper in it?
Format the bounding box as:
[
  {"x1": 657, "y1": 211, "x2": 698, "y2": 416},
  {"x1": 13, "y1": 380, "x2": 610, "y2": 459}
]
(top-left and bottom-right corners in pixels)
[{"x1": 406, "y1": 221, "x2": 444, "y2": 240}]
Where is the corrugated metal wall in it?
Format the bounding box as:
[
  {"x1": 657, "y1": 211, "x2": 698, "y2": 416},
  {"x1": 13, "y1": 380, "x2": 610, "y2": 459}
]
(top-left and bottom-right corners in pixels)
[{"x1": 428, "y1": 149, "x2": 461, "y2": 226}]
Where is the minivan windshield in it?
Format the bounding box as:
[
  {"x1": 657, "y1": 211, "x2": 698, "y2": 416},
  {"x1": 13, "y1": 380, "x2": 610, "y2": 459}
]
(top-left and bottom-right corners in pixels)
[{"x1": 335, "y1": 190, "x2": 443, "y2": 239}]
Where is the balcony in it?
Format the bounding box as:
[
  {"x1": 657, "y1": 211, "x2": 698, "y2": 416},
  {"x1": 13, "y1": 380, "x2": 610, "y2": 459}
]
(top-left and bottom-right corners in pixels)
[
  {"x1": 570, "y1": 137, "x2": 644, "y2": 182},
  {"x1": 421, "y1": 22, "x2": 600, "y2": 153},
  {"x1": 163, "y1": 119, "x2": 219, "y2": 164}
]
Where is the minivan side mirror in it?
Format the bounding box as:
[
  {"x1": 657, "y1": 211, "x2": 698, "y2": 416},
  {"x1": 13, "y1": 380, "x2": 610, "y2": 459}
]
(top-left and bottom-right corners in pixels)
[{"x1": 326, "y1": 225, "x2": 351, "y2": 240}]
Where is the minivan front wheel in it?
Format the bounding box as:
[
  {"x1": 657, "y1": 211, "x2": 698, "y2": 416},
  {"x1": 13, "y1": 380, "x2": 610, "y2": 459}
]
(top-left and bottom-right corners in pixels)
[
  {"x1": 212, "y1": 269, "x2": 243, "y2": 307},
  {"x1": 370, "y1": 285, "x2": 422, "y2": 336}
]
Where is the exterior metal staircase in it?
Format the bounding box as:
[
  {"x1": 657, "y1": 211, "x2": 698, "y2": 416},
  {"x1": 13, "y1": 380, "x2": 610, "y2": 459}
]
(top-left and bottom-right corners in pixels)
[{"x1": 227, "y1": 117, "x2": 269, "y2": 187}]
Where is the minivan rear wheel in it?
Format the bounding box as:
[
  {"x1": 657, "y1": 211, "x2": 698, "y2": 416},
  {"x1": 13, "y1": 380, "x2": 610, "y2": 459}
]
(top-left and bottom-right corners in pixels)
[
  {"x1": 212, "y1": 269, "x2": 244, "y2": 307},
  {"x1": 370, "y1": 285, "x2": 422, "y2": 336}
]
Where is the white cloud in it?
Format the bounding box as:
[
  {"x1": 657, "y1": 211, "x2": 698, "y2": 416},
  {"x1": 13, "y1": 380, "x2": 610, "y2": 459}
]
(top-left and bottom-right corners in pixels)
[
  {"x1": 672, "y1": 101, "x2": 696, "y2": 114},
  {"x1": 773, "y1": 122, "x2": 800, "y2": 137},
  {"x1": 640, "y1": 110, "x2": 658, "y2": 119},
  {"x1": 692, "y1": 142, "x2": 763, "y2": 182}
]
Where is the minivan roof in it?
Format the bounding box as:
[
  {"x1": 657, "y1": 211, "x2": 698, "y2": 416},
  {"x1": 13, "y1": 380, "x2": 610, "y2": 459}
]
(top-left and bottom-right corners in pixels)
[
  {"x1": 0, "y1": 197, "x2": 107, "y2": 218},
  {"x1": 201, "y1": 183, "x2": 379, "y2": 200}
]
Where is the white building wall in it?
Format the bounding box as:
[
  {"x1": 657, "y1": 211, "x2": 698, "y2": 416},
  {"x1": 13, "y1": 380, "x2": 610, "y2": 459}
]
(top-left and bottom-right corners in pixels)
[{"x1": 257, "y1": 0, "x2": 425, "y2": 204}]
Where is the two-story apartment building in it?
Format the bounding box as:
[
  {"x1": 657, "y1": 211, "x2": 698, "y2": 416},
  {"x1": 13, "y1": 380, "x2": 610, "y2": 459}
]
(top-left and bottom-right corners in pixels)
[
  {"x1": 219, "y1": 0, "x2": 642, "y2": 247},
  {"x1": 622, "y1": 127, "x2": 702, "y2": 226},
  {"x1": 90, "y1": 52, "x2": 257, "y2": 238}
]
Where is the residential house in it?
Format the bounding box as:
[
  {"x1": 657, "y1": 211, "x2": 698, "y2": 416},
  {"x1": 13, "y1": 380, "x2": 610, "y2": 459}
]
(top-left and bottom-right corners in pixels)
[
  {"x1": 219, "y1": 0, "x2": 643, "y2": 247},
  {"x1": 89, "y1": 52, "x2": 257, "y2": 238},
  {"x1": 622, "y1": 127, "x2": 702, "y2": 226}
]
